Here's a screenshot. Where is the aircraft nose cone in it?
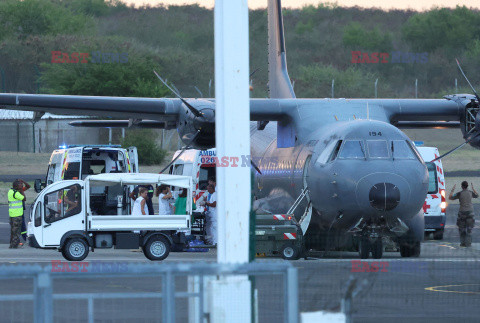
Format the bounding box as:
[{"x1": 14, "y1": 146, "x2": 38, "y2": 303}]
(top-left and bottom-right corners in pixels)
[{"x1": 369, "y1": 183, "x2": 400, "y2": 211}]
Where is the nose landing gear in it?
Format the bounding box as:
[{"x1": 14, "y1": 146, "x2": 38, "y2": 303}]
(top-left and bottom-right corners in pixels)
[{"x1": 358, "y1": 234, "x2": 383, "y2": 259}]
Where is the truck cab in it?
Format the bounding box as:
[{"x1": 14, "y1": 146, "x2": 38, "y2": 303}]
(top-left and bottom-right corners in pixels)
[
  {"x1": 35, "y1": 145, "x2": 139, "y2": 192},
  {"x1": 416, "y1": 144, "x2": 446, "y2": 240},
  {"x1": 28, "y1": 173, "x2": 192, "y2": 261}
]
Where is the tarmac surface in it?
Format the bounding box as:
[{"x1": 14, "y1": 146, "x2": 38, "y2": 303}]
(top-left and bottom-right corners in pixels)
[{"x1": 0, "y1": 204, "x2": 479, "y2": 322}]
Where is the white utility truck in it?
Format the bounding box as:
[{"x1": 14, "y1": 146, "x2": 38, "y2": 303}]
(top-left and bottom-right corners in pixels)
[{"x1": 27, "y1": 173, "x2": 193, "y2": 261}]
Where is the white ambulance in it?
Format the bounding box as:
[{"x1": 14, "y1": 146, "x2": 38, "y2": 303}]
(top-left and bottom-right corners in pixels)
[
  {"x1": 416, "y1": 144, "x2": 446, "y2": 240},
  {"x1": 168, "y1": 148, "x2": 216, "y2": 207},
  {"x1": 35, "y1": 145, "x2": 138, "y2": 192}
]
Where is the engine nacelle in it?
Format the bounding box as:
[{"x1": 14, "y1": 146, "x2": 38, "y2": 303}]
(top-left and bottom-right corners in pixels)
[
  {"x1": 177, "y1": 101, "x2": 215, "y2": 149},
  {"x1": 460, "y1": 99, "x2": 480, "y2": 149}
]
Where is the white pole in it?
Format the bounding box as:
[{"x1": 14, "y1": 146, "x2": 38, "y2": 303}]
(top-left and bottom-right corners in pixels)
[
  {"x1": 108, "y1": 128, "x2": 112, "y2": 145},
  {"x1": 209, "y1": 0, "x2": 251, "y2": 322}
]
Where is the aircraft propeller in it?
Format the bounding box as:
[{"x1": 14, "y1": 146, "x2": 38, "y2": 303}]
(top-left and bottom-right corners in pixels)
[{"x1": 430, "y1": 59, "x2": 480, "y2": 162}]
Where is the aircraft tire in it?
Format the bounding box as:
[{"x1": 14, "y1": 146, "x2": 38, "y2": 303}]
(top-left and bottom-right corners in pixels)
[
  {"x1": 371, "y1": 239, "x2": 383, "y2": 259},
  {"x1": 433, "y1": 229, "x2": 444, "y2": 240},
  {"x1": 62, "y1": 238, "x2": 89, "y2": 261},
  {"x1": 144, "y1": 236, "x2": 171, "y2": 261},
  {"x1": 281, "y1": 243, "x2": 300, "y2": 260},
  {"x1": 358, "y1": 237, "x2": 370, "y2": 259}
]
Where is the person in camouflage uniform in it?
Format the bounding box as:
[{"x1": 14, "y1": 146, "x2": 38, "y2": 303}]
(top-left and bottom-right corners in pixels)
[{"x1": 449, "y1": 181, "x2": 478, "y2": 247}]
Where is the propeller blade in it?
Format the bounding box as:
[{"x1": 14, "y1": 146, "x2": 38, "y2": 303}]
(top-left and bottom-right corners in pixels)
[
  {"x1": 431, "y1": 131, "x2": 480, "y2": 162},
  {"x1": 250, "y1": 159, "x2": 262, "y2": 175},
  {"x1": 159, "y1": 130, "x2": 201, "y2": 174},
  {"x1": 153, "y1": 70, "x2": 203, "y2": 118},
  {"x1": 455, "y1": 59, "x2": 480, "y2": 102}
]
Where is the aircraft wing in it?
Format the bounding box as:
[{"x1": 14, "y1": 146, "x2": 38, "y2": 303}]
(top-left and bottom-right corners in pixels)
[
  {"x1": 0, "y1": 93, "x2": 183, "y2": 125},
  {"x1": 0, "y1": 94, "x2": 289, "y2": 122}
]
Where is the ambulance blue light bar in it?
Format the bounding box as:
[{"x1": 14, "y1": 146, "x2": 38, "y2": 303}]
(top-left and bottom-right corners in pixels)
[
  {"x1": 58, "y1": 144, "x2": 122, "y2": 149},
  {"x1": 413, "y1": 141, "x2": 424, "y2": 146}
]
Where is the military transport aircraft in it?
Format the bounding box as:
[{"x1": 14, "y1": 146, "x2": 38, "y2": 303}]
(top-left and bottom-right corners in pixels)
[{"x1": 0, "y1": 0, "x2": 477, "y2": 259}]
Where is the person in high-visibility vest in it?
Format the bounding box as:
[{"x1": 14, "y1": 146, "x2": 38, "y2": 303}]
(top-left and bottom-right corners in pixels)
[
  {"x1": 15, "y1": 179, "x2": 31, "y2": 242},
  {"x1": 8, "y1": 180, "x2": 25, "y2": 248}
]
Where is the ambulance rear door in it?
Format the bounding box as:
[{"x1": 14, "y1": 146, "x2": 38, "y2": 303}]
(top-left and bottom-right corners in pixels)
[{"x1": 127, "y1": 147, "x2": 139, "y2": 173}]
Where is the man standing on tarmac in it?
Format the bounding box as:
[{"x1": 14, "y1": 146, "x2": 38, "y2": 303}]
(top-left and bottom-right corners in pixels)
[
  {"x1": 449, "y1": 181, "x2": 478, "y2": 247},
  {"x1": 8, "y1": 179, "x2": 27, "y2": 248},
  {"x1": 205, "y1": 184, "x2": 217, "y2": 245}
]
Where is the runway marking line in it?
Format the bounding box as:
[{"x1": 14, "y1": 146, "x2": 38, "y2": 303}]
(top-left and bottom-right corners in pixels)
[{"x1": 425, "y1": 284, "x2": 480, "y2": 295}]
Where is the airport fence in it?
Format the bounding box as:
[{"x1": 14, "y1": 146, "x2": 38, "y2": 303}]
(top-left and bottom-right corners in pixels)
[{"x1": 0, "y1": 261, "x2": 298, "y2": 323}]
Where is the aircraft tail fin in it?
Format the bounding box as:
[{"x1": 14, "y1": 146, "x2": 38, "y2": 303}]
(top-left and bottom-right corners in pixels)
[
  {"x1": 268, "y1": 0, "x2": 296, "y2": 148},
  {"x1": 268, "y1": 0, "x2": 296, "y2": 99}
]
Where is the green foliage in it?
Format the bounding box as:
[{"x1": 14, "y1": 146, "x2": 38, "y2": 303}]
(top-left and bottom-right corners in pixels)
[
  {"x1": 59, "y1": 0, "x2": 128, "y2": 17},
  {"x1": 294, "y1": 64, "x2": 391, "y2": 98},
  {"x1": 122, "y1": 130, "x2": 167, "y2": 166},
  {"x1": 343, "y1": 22, "x2": 393, "y2": 51},
  {"x1": 38, "y1": 37, "x2": 170, "y2": 97},
  {"x1": 0, "y1": 0, "x2": 92, "y2": 40},
  {"x1": 402, "y1": 6, "x2": 480, "y2": 53},
  {"x1": 295, "y1": 20, "x2": 314, "y2": 35}
]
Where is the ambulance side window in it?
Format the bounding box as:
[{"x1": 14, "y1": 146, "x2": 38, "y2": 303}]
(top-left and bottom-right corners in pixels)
[
  {"x1": 426, "y1": 162, "x2": 438, "y2": 194},
  {"x1": 63, "y1": 162, "x2": 81, "y2": 180},
  {"x1": 199, "y1": 166, "x2": 215, "y2": 190}
]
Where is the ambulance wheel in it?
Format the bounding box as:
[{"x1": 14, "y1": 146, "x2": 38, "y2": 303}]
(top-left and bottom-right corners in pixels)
[
  {"x1": 371, "y1": 239, "x2": 383, "y2": 259},
  {"x1": 281, "y1": 244, "x2": 300, "y2": 260},
  {"x1": 144, "y1": 236, "x2": 170, "y2": 261},
  {"x1": 62, "y1": 238, "x2": 89, "y2": 261},
  {"x1": 358, "y1": 237, "x2": 370, "y2": 259},
  {"x1": 433, "y1": 229, "x2": 444, "y2": 240}
]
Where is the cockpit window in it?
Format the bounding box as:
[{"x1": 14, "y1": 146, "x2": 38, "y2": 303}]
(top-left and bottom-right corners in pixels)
[
  {"x1": 316, "y1": 140, "x2": 338, "y2": 165},
  {"x1": 367, "y1": 140, "x2": 389, "y2": 158},
  {"x1": 406, "y1": 141, "x2": 424, "y2": 162},
  {"x1": 338, "y1": 140, "x2": 365, "y2": 159},
  {"x1": 392, "y1": 140, "x2": 415, "y2": 159},
  {"x1": 328, "y1": 140, "x2": 343, "y2": 162}
]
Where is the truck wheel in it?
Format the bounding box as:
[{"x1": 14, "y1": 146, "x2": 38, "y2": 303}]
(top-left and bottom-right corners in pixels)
[
  {"x1": 144, "y1": 236, "x2": 170, "y2": 261},
  {"x1": 280, "y1": 244, "x2": 300, "y2": 260},
  {"x1": 358, "y1": 237, "x2": 370, "y2": 259},
  {"x1": 371, "y1": 239, "x2": 383, "y2": 259},
  {"x1": 433, "y1": 229, "x2": 444, "y2": 240},
  {"x1": 62, "y1": 238, "x2": 89, "y2": 261}
]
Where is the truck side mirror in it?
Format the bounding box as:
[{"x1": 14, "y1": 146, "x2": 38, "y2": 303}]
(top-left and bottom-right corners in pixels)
[{"x1": 34, "y1": 179, "x2": 42, "y2": 193}]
